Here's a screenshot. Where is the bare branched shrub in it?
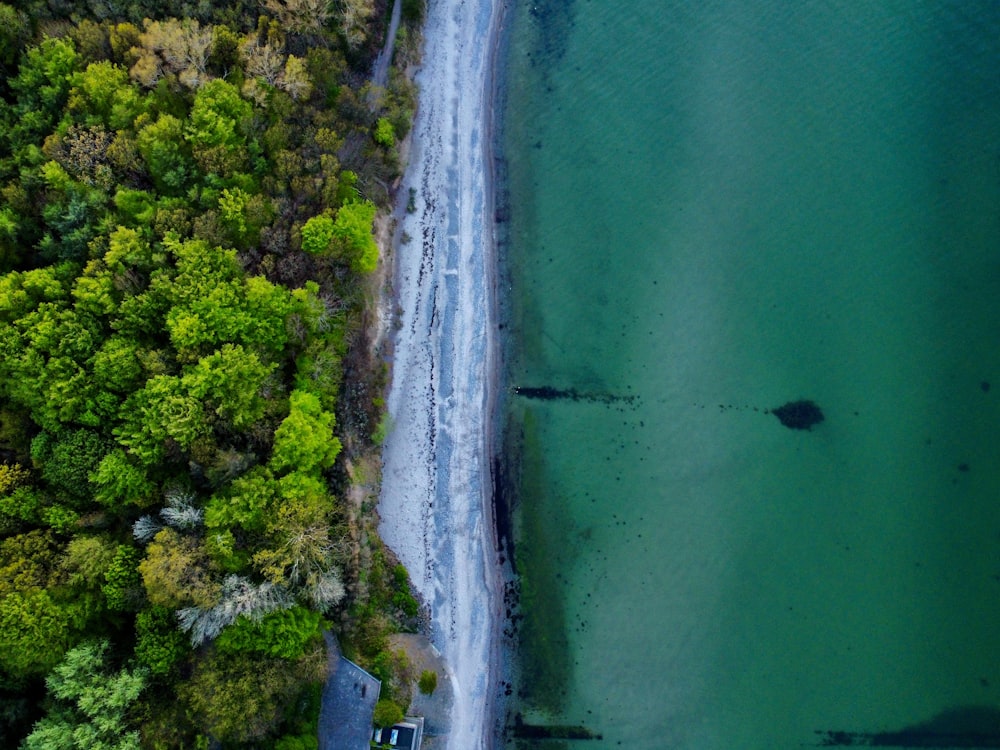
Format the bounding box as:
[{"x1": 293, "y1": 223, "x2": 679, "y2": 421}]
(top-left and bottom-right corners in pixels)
[
  {"x1": 132, "y1": 515, "x2": 164, "y2": 542},
  {"x1": 263, "y1": 0, "x2": 332, "y2": 36},
  {"x1": 130, "y1": 19, "x2": 213, "y2": 89},
  {"x1": 177, "y1": 575, "x2": 294, "y2": 645},
  {"x1": 306, "y1": 568, "x2": 345, "y2": 611},
  {"x1": 339, "y1": 0, "x2": 375, "y2": 49},
  {"x1": 159, "y1": 488, "x2": 203, "y2": 529},
  {"x1": 241, "y1": 37, "x2": 284, "y2": 86}
]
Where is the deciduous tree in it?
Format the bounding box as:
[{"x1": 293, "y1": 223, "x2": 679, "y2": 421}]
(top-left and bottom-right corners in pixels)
[
  {"x1": 179, "y1": 646, "x2": 324, "y2": 744},
  {"x1": 340, "y1": 0, "x2": 375, "y2": 49},
  {"x1": 134, "y1": 605, "x2": 188, "y2": 676},
  {"x1": 130, "y1": 18, "x2": 213, "y2": 90},
  {"x1": 136, "y1": 113, "x2": 192, "y2": 194},
  {"x1": 138, "y1": 527, "x2": 219, "y2": 609},
  {"x1": 185, "y1": 78, "x2": 253, "y2": 175},
  {"x1": 333, "y1": 199, "x2": 379, "y2": 273},
  {"x1": 182, "y1": 344, "x2": 275, "y2": 429},
  {"x1": 90, "y1": 450, "x2": 156, "y2": 508},
  {"x1": 68, "y1": 61, "x2": 146, "y2": 130},
  {"x1": 115, "y1": 375, "x2": 210, "y2": 465},
  {"x1": 215, "y1": 605, "x2": 323, "y2": 659},
  {"x1": 0, "y1": 531, "x2": 78, "y2": 676},
  {"x1": 264, "y1": 0, "x2": 332, "y2": 36},
  {"x1": 270, "y1": 390, "x2": 340, "y2": 474},
  {"x1": 176, "y1": 574, "x2": 293, "y2": 645}
]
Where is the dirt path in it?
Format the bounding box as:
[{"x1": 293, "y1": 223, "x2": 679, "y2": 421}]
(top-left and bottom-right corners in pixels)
[{"x1": 372, "y1": 0, "x2": 403, "y2": 89}]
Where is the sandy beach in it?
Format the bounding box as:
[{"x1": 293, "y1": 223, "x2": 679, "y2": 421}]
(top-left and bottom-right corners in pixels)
[{"x1": 377, "y1": 0, "x2": 505, "y2": 747}]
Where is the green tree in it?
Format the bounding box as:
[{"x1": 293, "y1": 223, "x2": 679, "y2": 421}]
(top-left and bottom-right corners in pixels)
[
  {"x1": 157, "y1": 236, "x2": 293, "y2": 360},
  {"x1": 111, "y1": 190, "x2": 156, "y2": 228},
  {"x1": 136, "y1": 114, "x2": 192, "y2": 194},
  {"x1": 215, "y1": 606, "x2": 324, "y2": 659},
  {"x1": 182, "y1": 344, "x2": 275, "y2": 429},
  {"x1": 8, "y1": 37, "x2": 79, "y2": 153},
  {"x1": 71, "y1": 261, "x2": 119, "y2": 318},
  {"x1": 30, "y1": 428, "x2": 109, "y2": 501},
  {"x1": 418, "y1": 669, "x2": 437, "y2": 695},
  {"x1": 179, "y1": 647, "x2": 324, "y2": 744},
  {"x1": 103, "y1": 225, "x2": 157, "y2": 271},
  {"x1": 374, "y1": 117, "x2": 394, "y2": 148},
  {"x1": 21, "y1": 639, "x2": 147, "y2": 750},
  {"x1": 185, "y1": 78, "x2": 253, "y2": 176},
  {"x1": 0, "y1": 531, "x2": 78, "y2": 676},
  {"x1": 217, "y1": 186, "x2": 250, "y2": 243},
  {"x1": 60, "y1": 536, "x2": 116, "y2": 592},
  {"x1": 134, "y1": 605, "x2": 188, "y2": 676},
  {"x1": 0, "y1": 479, "x2": 41, "y2": 534},
  {"x1": 0, "y1": 590, "x2": 73, "y2": 677},
  {"x1": 102, "y1": 545, "x2": 143, "y2": 612},
  {"x1": 90, "y1": 450, "x2": 156, "y2": 508},
  {"x1": 37, "y1": 178, "x2": 105, "y2": 262},
  {"x1": 115, "y1": 376, "x2": 210, "y2": 465},
  {"x1": 91, "y1": 336, "x2": 143, "y2": 395},
  {"x1": 0, "y1": 4, "x2": 29, "y2": 69},
  {"x1": 138, "y1": 527, "x2": 219, "y2": 609},
  {"x1": 205, "y1": 466, "x2": 277, "y2": 534},
  {"x1": 67, "y1": 19, "x2": 111, "y2": 65},
  {"x1": 300, "y1": 214, "x2": 336, "y2": 256},
  {"x1": 0, "y1": 266, "x2": 69, "y2": 323},
  {"x1": 0, "y1": 301, "x2": 108, "y2": 430},
  {"x1": 68, "y1": 61, "x2": 146, "y2": 130},
  {"x1": 270, "y1": 390, "x2": 341, "y2": 474},
  {"x1": 0, "y1": 462, "x2": 29, "y2": 495},
  {"x1": 333, "y1": 199, "x2": 379, "y2": 273}
]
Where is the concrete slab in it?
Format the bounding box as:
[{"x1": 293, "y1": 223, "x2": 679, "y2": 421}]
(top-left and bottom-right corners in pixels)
[{"x1": 388, "y1": 633, "x2": 452, "y2": 748}]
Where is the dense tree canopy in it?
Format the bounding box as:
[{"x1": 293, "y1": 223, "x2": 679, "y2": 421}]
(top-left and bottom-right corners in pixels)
[{"x1": 0, "y1": 0, "x2": 426, "y2": 744}]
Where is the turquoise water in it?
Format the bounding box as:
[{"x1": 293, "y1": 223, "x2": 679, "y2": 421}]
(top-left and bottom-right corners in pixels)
[{"x1": 500, "y1": 1, "x2": 1000, "y2": 747}]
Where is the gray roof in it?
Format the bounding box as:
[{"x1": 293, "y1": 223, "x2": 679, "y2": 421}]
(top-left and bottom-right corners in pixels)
[{"x1": 319, "y1": 632, "x2": 381, "y2": 750}]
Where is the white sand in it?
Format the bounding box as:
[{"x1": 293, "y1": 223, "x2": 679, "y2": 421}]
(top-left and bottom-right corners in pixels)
[{"x1": 377, "y1": 0, "x2": 504, "y2": 747}]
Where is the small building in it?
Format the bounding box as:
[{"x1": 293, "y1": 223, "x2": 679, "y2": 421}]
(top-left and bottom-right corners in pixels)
[
  {"x1": 371, "y1": 717, "x2": 424, "y2": 750},
  {"x1": 318, "y1": 633, "x2": 382, "y2": 750}
]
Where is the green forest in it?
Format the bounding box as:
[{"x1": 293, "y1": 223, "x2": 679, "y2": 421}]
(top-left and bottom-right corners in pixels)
[{"x1": 0, "y1": 0, "x2": 423, "y2": 746}]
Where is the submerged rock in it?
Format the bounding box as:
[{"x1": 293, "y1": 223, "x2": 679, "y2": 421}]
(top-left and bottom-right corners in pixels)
[{"x1": 770, "y1": 400, "x2": 824, "y2": 430}]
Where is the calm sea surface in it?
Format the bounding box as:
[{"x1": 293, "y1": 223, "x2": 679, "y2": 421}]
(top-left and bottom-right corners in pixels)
[{"x1": 500, "y1": 1, "x2": 1000, "y2": 747}]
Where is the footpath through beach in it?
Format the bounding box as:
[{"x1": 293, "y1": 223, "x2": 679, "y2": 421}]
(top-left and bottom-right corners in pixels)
[{"x1": 377, "y1": 0, "x2": 505, "y2": 747}]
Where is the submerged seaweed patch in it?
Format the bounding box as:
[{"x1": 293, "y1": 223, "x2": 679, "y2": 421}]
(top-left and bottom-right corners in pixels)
[
  {"x1": 513, "y1": 385, "x2": 638, "y2": 406},
  {"x1": 770, "y1": 400, "x2": 825, "y2": 431}
]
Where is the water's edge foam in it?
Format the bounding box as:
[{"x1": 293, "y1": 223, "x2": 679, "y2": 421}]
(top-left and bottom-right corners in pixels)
[{"x1": 378, "y1": 0, "x2": 506, "y2": 747}]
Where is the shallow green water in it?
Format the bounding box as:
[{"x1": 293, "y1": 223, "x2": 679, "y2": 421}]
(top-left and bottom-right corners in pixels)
[{"x1": 500, "y1": 1, "x2": 1000, "y2": 747}]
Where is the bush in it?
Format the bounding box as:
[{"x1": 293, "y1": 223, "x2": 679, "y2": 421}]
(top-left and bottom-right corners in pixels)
[
  {"x1": 418, "y1": 670, "x2": 437, "y2": 695},
  {"x1": 392, "y1": 590, "x2": 418, "y2": 617},
  {"x1": 372, "y1": 699, "x2": 403, "y2": 728},
  {"x1": 401, "y1": 0, "x2": 425, "y2": 23},
  {"x1": 373, "y1": 118, "x2": 394, "y2": 148}
]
